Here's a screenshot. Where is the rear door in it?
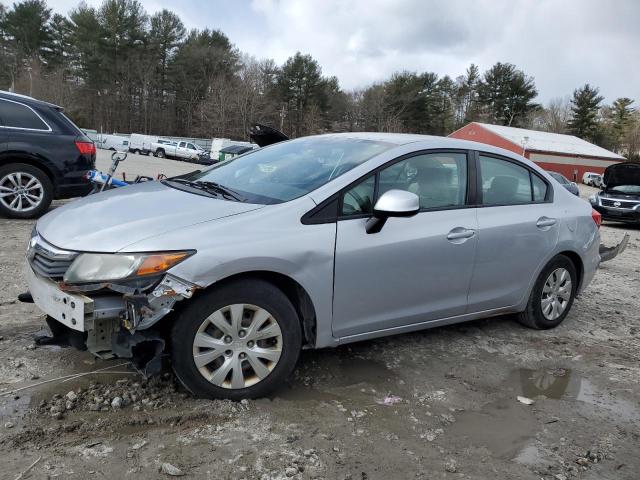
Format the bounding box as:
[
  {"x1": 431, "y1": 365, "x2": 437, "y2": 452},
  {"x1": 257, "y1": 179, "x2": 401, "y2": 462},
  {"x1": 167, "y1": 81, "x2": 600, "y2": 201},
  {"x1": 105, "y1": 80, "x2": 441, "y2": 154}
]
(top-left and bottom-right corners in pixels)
[
  {"x1": 466, "y1": 153, "x2": 558, "y2": 312},
  {"x1": 332, "y1": 150, "x2": 478, "y2": 338}
]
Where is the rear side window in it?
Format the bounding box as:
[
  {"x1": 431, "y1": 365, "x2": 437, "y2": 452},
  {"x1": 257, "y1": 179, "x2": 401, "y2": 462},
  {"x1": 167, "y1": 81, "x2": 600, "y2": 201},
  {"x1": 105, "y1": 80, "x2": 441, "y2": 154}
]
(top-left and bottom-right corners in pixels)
[
  {"x1": 480, "y1": 155, "x2": 548, "y2": 205},
  {"x1": 0, "y1": 99, "x2": 50, "y2": 131},
  {"x1": 532, "y1": 174, "x2": 548, "y2": 201}
]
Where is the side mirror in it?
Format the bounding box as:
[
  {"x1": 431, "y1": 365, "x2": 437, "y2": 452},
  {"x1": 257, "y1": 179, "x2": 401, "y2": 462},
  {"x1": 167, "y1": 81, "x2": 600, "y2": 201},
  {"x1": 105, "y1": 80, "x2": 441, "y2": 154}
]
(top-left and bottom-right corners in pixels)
[{"x1": 365, "y1": 189, "x2": 420, "y2": 234}]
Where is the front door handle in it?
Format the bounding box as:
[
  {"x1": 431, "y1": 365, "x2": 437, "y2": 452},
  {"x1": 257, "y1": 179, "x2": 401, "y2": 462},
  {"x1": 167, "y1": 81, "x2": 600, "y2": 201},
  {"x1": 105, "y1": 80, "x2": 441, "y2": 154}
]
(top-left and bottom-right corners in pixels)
[
  {"x1": 447, "y1": 227, "x2": 476, "y2": 243},
  {"x1": 536, "y1": 217, "x2": 557, "y2": 228}
]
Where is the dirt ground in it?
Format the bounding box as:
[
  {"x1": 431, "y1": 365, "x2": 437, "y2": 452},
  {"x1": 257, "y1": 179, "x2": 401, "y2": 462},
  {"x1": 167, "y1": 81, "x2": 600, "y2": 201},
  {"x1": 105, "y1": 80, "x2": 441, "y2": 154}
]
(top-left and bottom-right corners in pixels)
[{"x1": 0, "y1": 156, "x2": 638, "y2": 479}]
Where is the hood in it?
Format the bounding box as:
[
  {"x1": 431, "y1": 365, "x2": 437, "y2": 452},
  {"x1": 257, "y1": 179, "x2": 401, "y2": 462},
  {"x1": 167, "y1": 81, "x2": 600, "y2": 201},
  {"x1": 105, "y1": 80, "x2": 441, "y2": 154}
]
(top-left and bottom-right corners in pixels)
[
  {"x1": 37, "y1": 181, "x2": 264, "y2": 252},
  {"x1": 249, "y1": 124, "x2": 289, "y2": 147},
  {"x1": 603, "y1": 162, "x2": 640, "y2": 189}
]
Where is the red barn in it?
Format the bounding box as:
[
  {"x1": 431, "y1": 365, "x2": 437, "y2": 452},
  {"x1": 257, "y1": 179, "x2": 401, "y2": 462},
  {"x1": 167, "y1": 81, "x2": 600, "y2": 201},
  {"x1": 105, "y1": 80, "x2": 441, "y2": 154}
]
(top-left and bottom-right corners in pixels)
[{"x1": 449, "y1": 122, "x2": 624, "y2": 182}]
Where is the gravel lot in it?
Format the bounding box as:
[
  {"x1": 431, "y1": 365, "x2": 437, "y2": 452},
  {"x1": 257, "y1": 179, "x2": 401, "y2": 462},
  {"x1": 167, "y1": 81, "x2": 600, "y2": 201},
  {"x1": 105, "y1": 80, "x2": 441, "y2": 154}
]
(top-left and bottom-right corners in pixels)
[{"x1": 0, "y1": 152, "x2": 638, "y2": 479}]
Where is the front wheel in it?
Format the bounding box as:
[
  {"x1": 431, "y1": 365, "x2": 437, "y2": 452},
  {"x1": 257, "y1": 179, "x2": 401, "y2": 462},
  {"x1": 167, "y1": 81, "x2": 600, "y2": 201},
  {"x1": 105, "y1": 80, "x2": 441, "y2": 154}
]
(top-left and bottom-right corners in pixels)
[
  {"x1": 171, "y1": 279, "x2": 302, "y2": 399},
  {"x1": 517, "y1": 255, "x2": 577, "y2": 329}
]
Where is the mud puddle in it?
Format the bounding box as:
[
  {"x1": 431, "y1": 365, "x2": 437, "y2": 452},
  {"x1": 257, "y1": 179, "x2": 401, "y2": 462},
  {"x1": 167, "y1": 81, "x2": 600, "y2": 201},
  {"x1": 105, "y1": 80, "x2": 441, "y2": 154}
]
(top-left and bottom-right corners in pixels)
[{"x1": 449, "y1": 367, "x2": 640, "y2": 460}]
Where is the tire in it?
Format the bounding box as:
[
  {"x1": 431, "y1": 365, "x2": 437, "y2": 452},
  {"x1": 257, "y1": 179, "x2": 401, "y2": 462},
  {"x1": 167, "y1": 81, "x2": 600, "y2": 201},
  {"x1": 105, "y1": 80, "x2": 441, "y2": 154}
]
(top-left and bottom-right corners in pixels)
[
  {"x1": 517, "y1": 255, "x2": 577, "y2": 329},
  {"x1": 156, "y1": 149, "x2": 165, "y2": 158},
  {"x1": 0, "y1": 163, "x2": 53, "y2": 219},
  {"x1": 171, "y1": 279, "x2": 302, "y2": 400}
]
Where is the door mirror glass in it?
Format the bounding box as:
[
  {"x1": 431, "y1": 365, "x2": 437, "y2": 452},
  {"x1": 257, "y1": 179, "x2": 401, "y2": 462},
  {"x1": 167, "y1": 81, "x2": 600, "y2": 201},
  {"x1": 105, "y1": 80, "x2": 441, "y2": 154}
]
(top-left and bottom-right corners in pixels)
[{"x1": 366, "y1": 190, "x2": 419, "y2": 234}]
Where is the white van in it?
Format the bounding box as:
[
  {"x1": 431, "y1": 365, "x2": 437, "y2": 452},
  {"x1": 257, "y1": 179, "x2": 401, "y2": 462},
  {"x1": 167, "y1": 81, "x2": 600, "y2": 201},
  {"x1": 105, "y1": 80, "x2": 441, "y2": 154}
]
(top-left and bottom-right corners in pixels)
[
  {"x1": 98, "y1": 134, "x2": 129, "y2": 151},
  {"x1": 128, "y1": 134, "x2": 158, "y2": 155},
  {"x1": 582, "y1": 172, "x2": 602, "y2": 186}
]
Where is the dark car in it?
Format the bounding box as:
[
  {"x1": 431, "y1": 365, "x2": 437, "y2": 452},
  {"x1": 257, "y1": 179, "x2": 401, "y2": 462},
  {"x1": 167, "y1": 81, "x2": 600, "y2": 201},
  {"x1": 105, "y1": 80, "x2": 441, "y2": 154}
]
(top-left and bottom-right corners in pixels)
[
  {"x1": 0, "y1": 91, "x2": 95, "y2": 218},
  {"x1": 547, "y1": 171, "x2": 580, "y2": 196},
  {"x1": 590, "y1": 162, "x2": 640, "y2": 223}
]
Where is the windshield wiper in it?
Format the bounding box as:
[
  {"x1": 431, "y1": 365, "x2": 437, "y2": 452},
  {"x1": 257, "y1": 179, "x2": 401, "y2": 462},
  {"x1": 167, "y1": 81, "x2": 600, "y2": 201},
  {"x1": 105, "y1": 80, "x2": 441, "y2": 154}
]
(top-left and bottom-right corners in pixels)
[
  {"x1": 166, "y1": 178, "x2": 245, "y2": 201},
  {"x1": 198, "y1": 181, "x2": 245, "y2": 201}
]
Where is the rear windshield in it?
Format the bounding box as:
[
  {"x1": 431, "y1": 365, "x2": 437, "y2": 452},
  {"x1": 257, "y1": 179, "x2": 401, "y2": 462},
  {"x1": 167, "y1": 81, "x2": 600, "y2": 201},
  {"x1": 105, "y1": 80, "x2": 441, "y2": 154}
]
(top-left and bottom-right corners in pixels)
[
  {"x1": 179, "y1": 136, "x2": 393, "y2": 204},
  {"x1": 58, "y1": 112, "x2": 84, "y2": 135}
]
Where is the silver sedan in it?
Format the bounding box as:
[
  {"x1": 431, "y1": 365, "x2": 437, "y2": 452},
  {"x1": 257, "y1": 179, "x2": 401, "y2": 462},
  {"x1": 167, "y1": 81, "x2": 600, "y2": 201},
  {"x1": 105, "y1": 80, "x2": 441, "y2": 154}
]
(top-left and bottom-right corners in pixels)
[{"x1": 26, "y1": 133, "x2": 601, "y2": 399}]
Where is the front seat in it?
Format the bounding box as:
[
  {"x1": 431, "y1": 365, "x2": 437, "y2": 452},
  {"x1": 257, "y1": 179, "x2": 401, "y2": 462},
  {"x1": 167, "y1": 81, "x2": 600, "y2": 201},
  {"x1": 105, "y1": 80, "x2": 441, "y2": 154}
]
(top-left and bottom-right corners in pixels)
[{"x1": 484, "y1": 175, "x2": 519, "y2": 205}]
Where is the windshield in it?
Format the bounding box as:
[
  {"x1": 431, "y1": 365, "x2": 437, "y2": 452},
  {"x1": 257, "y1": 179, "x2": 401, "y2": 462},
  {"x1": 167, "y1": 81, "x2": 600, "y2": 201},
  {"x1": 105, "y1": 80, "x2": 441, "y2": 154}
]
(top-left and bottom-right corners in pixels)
[
  {"x1": 176, "y1": 136, "x2": 393, "y2": 204},
  {"x1": 607, "y1": 185, "x2": 640, "y2": 195}
]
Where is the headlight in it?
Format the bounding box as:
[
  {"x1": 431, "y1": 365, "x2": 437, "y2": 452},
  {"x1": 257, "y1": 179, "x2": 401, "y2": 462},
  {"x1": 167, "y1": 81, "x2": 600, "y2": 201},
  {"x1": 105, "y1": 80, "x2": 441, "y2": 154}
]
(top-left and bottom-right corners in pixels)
[
  {"x1": 588, "y1": 194, "x2": 597, "y2": 204},
  {"x1": 63, "y1": 251, "x2": 193, "y2": 283}
]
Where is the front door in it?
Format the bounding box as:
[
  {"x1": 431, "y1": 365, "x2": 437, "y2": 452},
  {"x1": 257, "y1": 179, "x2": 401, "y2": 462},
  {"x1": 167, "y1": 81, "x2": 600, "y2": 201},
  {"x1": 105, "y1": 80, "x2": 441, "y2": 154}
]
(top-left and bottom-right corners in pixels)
[{"x1": 332, "y1": 151, "x2": 478, "y2": 338}]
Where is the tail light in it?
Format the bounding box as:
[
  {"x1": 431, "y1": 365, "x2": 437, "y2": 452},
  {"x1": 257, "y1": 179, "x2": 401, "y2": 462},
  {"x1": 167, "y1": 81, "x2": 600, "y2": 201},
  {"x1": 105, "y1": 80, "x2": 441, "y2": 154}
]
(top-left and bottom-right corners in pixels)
[
  {"x1": 591, "y1": 209, "x2": 601, "y2": 228},
  {"x1": 75, "y1": 140, "x2": 96, "y2": 156}
]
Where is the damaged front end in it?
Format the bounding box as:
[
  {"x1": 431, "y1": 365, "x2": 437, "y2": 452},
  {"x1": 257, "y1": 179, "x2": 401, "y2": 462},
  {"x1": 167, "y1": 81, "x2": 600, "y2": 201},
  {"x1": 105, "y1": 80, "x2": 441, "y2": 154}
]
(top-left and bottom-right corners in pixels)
[{"x1": 22, "y1": 233, "x2": 198, "y2": 376}]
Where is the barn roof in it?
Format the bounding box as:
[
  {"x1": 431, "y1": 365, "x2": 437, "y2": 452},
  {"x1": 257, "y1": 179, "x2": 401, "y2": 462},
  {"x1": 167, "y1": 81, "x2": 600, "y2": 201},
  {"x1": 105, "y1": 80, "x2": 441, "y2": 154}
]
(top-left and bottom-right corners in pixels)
[{"x1": 475, "y1": 123, "x2": 624, "y2": 160}]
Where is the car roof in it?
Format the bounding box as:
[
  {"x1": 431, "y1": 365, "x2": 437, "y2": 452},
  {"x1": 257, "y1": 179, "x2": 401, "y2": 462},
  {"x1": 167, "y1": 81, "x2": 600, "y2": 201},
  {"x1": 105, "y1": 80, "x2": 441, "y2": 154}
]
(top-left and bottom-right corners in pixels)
[
  {"x1": 313, "y1": 132, "x2": 533, "y2": 164},
  {"x1": 0, "y1": 90, "x2": 63, "y2": 110}
]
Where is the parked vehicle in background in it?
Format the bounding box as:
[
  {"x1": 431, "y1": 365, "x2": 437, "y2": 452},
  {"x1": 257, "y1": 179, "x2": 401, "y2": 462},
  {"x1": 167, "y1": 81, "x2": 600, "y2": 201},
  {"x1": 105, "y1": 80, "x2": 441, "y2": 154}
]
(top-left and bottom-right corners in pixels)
[
  {"x1": 153, "y1": 139, "x2": 207, "y2": 162},
  {"x1": 98, "y1": 134, "x2": 129, "y2": 151},
  {"x1": 249, "y1": 123, "x2": 289, "y2": 147},
  {"x1": 25, "y1": 133, "x2": 608, "y2": 399},
  {"x1": 218, "y1": 144, "x2": 255, "y2": 162},
  {"x1": 582, "y1": 172, "x2": 603, "y2": 187},
  {"x1": 0, "y1": 91, "x2": 95, "y2": 218},
  {"x1": 590, "y1": 162, "x2": 640, "y2": 224},
  {"x1": 547, "y1": 171, "x2": 580, "y2": 196},
  {"x1": 128, "y1": 133, "x2": 157, "y2": 155}
]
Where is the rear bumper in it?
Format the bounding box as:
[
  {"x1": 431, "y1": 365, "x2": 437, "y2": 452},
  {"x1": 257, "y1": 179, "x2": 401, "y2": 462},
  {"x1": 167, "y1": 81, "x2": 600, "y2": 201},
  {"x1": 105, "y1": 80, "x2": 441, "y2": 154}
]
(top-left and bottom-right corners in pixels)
[
  {"x1": 56, "y1": 181, "x2": 92, "y2": 199},
  {"x1": 600, "y1": 234, "x2": 630, "y2": 263}
]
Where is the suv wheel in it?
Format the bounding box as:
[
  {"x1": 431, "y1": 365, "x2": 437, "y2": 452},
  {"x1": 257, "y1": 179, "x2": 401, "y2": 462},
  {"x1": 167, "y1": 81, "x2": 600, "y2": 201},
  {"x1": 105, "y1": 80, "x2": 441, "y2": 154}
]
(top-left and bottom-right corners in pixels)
[
  {"x1": 0, "y1": 163, "x2": 53, "y2": 219},
  {"x1": 517, "y1": 255, "x2": 577, "y2": 329},
  {"x1": 171, "y1": 279, "x2": 302, "y2": 399}
]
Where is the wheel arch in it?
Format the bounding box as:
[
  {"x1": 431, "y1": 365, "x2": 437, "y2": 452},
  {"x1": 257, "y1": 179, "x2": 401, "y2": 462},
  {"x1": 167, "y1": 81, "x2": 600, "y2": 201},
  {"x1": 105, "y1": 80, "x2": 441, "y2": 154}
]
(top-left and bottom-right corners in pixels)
[
  {"x1": 0, "y1": 154, "x2": 57, "y2": 185},
  {"x1": 192, "y1": 270, "x2": 318, "y2": 348},
  {"x1": 557, "y1": 250, "x2": 584, "y2": 292}
]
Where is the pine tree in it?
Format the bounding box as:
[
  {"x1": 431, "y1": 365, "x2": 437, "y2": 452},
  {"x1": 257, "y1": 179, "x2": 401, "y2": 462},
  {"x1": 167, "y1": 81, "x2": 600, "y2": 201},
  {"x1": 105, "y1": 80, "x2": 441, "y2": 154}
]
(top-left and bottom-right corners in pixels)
[
  {"x1": 478, "y1": 62, "x2": 538, "y2": 126},
  {"x1": 568, "y1": 84, "x2": 603, "y2": 142}
]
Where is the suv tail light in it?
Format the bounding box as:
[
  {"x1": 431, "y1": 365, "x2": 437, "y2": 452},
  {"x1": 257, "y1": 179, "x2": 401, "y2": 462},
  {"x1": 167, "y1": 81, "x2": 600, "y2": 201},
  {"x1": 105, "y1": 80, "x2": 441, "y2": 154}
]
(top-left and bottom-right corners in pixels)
[
  {"x1": 591, "y1": 209, "x2": 602, "y2": 228},
  {"x1": 75, "y1": 140, "x2": 96, "y2": 156}
]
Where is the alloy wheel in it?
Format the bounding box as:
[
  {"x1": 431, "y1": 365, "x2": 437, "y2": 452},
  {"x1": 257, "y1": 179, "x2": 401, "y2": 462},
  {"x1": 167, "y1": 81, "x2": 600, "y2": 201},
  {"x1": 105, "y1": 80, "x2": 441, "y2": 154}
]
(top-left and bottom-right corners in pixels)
[
  {"x1": 540, "y1": 267, "x2": 572, "y2": 320},
  {"x1": 0, "y1": 172, "x2": 44, "y2": 213},
  {"x1": 192, "y1": 304, "x2": 283, "y2": 389}
]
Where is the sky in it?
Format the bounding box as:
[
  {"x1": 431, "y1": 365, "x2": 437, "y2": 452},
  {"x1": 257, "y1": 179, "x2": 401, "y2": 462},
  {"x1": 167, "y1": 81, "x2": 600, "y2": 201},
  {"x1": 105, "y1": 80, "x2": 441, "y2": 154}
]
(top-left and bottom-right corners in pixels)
[{"x1": 35, "y1": 0, "x2": 640, "y2": 104}]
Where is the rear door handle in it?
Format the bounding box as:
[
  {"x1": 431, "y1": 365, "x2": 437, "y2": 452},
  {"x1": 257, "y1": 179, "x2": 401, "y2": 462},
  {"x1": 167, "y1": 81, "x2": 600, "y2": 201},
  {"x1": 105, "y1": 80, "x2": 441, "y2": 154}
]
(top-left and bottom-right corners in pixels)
[
  {"x1": 536, "y1": 217, "x2": 557, "y2": 228},
  {"x1": 447, "y1": 227, "x2": 476, "y2": 242}
]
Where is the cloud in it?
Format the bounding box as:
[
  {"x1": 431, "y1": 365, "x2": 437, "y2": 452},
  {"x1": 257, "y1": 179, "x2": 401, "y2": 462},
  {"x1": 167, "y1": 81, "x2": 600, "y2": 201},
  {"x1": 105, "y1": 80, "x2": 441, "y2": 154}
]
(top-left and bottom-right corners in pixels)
[{"x1": 35, "y1": 0, "x2": 640, "y2": 103}]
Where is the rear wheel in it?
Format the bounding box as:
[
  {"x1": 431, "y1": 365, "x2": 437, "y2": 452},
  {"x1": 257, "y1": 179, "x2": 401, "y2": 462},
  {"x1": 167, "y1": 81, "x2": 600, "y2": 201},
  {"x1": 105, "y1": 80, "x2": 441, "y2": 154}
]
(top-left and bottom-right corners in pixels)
[
  {"x1": 517, "y1": 255, "x2": 577, "y2": 329},
  {"x1": 0, "y1": 163, "x2": 53, "y2": 219},
  {"x1": 156, "y1": 149, "x2": 165, "y2": 158},
  {"x1": 171, "y1": 279, "x2": 302, "y2": 399}
]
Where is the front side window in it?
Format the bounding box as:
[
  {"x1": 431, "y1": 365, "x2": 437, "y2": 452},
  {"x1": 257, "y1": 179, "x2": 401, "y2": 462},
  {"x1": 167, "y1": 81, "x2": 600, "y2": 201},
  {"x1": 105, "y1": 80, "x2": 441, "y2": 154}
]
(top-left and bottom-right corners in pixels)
[
  {"x1": 342, "y1": 175, "x2": 375, "y2": 216},
  {"x1": 378, "y1": 152, "x2": 467, "y2": 209},
  {"x1": 0, "y1": 99, "x2": 49, "y2": 130},
  {"x1": 187, "y1": 143, "x2": 197, "y2": 150},
  {"x1": 180, "y1": 136, "x2": 393, "y2": 204},
  {"x1": 480, "y1": 155, "x2": 535, "y2": 205}
]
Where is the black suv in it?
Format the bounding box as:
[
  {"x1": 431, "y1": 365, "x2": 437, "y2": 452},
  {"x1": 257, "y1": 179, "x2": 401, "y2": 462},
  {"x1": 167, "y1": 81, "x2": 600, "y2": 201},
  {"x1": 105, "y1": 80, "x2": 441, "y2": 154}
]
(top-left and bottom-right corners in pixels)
[{"x1": 0, "y1": 91, "x2": 95, "y2": 218}]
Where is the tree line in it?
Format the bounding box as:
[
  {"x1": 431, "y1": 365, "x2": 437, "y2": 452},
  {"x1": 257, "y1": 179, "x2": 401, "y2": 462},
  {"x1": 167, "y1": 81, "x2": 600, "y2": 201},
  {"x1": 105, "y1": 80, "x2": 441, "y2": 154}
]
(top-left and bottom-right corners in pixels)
[{"x1": 1, "y1": 0, "x2": 638, "y2": 159}]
